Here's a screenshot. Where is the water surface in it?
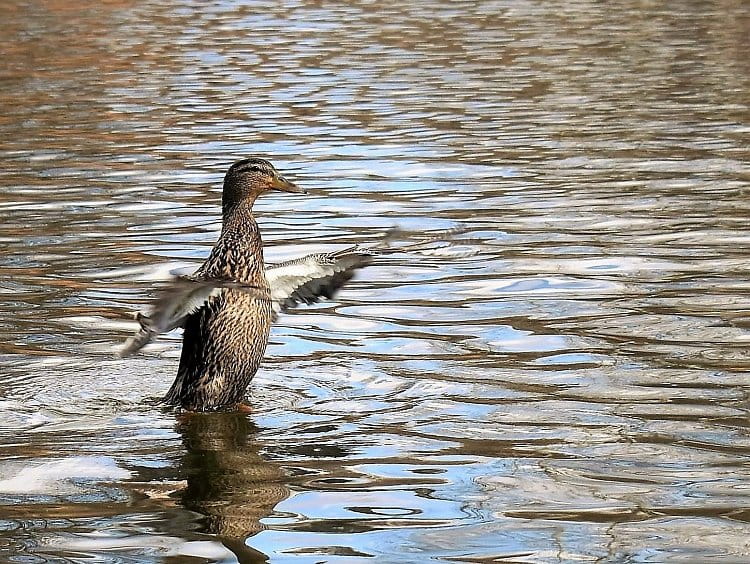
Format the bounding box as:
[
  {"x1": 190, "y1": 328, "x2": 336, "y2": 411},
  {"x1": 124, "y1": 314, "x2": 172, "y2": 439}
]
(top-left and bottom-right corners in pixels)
[{"x1": 1, "y1": 0, "x2": 749, "y2": 562}]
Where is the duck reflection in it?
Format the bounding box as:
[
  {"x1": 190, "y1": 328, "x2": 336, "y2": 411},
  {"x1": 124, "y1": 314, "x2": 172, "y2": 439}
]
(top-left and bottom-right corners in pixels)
[{"x1": 174, "y1": 412, "x2": 288, "y2": 558}]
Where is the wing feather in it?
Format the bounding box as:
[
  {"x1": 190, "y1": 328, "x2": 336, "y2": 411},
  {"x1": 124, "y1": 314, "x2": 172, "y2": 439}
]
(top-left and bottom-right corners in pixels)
[
  {"x1": 117, "y1": 247, "x2": 372, "y2": 357},
  {"x1": 117, "y1": 277, "x2": 264, "y2": 357},
  {"x1": 117, "y1": 228, "x2": 476, "y2": 357},
  {"x1": 265, "y1": 247, "x2": 372, "y2": 313}
]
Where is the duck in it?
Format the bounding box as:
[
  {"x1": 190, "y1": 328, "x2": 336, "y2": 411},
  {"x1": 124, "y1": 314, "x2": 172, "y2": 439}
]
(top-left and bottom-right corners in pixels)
[{"x1": 119, "y1": 158, "x2": 372, "y2": 412}]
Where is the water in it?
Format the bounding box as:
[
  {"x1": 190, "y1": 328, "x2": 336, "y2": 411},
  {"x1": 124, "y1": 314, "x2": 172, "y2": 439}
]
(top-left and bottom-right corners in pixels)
[{"x1": 1, "y1": 0, "x2": 749, "y2": 562}]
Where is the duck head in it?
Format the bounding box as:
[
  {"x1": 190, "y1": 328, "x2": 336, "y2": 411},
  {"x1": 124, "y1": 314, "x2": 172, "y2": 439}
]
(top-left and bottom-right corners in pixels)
[{"x1": 222, "y1": 157, "x2": 304, "y2": 215}]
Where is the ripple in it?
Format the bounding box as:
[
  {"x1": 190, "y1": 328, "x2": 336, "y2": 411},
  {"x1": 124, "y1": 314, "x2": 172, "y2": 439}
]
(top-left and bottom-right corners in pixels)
[{"x1": 1, "y1": 0, "x2": 750, "y2": 561}]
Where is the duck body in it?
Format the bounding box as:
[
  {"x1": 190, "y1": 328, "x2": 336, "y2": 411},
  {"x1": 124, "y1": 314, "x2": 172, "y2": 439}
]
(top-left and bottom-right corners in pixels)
[
  {"x1": 163, "y1": 200, "x2": 273, "y2": 411},
  {"x1": 120, "y1": 157, "x2": 373, "y2": 412}
]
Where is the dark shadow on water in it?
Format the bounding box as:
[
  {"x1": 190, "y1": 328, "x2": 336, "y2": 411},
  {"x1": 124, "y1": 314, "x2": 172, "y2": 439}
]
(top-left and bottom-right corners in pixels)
[{"x1": 174, "y1": 412, "x2": 289, "y2": 563}]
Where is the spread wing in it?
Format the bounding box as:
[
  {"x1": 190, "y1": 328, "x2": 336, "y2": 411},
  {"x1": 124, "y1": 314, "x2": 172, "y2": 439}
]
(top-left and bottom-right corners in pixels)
[
  {"x1": 265, "y1": 246, "x2": 373, "y2": 312},
  {"x1": 117, "y1": 247, "x2": 372, "y2": 357},
  {"x1": 116, "y1": 277, "x2": 266, "y2": 358}
]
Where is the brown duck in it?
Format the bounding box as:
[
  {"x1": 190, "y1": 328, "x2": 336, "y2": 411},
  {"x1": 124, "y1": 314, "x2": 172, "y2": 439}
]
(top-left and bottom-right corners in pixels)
[{"x1": 119, "y1": 158, "x2": 372, "y2": 411}]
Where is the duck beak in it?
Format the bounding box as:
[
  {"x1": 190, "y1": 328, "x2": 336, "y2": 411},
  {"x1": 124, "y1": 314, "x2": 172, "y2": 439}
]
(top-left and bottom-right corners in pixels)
[{"x1": 270, "y1": 175, "x2": 306, "y2": 194}]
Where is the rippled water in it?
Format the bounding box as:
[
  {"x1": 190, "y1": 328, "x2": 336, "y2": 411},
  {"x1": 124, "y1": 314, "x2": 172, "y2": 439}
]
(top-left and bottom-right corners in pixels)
[{"x1": 1, "y1": 1, "x2": 750, "y2": 562}]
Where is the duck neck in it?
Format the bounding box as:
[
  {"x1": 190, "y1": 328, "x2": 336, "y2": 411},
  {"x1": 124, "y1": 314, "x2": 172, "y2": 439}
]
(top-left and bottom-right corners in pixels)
[
  {"x1": 218, "y1": 200, "x2": 266, "y2": 284},
  {"x1": 222, "y1": 191, "x2": 259, "y2": 220}
]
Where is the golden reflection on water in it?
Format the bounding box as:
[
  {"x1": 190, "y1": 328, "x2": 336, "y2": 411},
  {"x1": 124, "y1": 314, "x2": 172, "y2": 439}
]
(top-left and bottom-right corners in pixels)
[
  {"x1": 0, "y1": 0, "x2": 749, "y2": 562},
  {"x1": 176, "y1": 413, "x2": 288, "y2": 539}
]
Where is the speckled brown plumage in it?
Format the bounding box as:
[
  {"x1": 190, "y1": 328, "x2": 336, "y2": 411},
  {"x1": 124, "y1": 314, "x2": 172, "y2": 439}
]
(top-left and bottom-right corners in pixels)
[
  {"x1": 162, "y1": 201, "x2": 274, "y2": 411},
  {"x1": 120, "y1": 157, "x2": 373, "y2": 412},
  {"x1": 162, "y1": 158, "x2": 300, "y2": 411}
]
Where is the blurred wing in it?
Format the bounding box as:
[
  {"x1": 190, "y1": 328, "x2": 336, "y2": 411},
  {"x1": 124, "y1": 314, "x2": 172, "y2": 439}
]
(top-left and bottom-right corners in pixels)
[
  {"x1": 117, "y1": 246, "x2": 372, "y2": 357},
  {"x1": 265, "y1": 247, "x2": 372, "y2": 313},
  {"x1": 117, "y1": 276, "x2": 265, "y2": 358}
]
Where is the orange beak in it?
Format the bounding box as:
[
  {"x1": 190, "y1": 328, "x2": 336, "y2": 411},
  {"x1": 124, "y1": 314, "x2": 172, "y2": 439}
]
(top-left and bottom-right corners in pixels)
[{"x1": 269, "y1": 175, "x2": 306, "y2": 194}]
